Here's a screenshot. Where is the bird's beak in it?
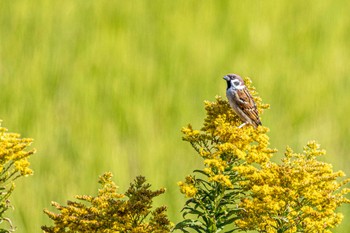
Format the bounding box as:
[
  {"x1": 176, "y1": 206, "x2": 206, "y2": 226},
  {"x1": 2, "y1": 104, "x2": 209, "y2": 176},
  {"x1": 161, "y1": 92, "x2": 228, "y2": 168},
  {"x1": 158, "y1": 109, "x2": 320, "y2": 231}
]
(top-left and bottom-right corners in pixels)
[{"x1": 223, "y1": 76, "x2": 229, "y2": 81}]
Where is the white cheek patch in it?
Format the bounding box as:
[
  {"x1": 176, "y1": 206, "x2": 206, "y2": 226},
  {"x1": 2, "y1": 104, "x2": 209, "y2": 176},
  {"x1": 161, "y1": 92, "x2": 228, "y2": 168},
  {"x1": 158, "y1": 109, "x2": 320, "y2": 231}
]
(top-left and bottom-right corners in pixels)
[
  {"x1": 231, "y1": 80, "x2": 245, "y2": 90},
  {"x1": 235, "y1": 84, "x2": 245, "y2": 90}
]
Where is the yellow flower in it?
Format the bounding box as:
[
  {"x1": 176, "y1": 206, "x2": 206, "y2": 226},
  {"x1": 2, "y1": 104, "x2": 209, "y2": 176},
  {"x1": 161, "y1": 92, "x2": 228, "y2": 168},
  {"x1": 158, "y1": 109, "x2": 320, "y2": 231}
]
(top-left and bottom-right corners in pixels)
[
  {"x1": 43, "y1": 174, "x2": 172, "y2": 232},
  {"x1": 177, "y1": 175, "x2": 198, "y2": 198},
  {"x1": 235, "y1": 143, "x2": 350, "y2": 232},
  {"x1": 177, "y1": 78, "x2": 350, "y2": 233},
  {"x1": 208, "y1": 174, "x2": 233, "y2": 188},
  {"x1": 14, "y1": 159, "x2": 33, "y2": 176}
]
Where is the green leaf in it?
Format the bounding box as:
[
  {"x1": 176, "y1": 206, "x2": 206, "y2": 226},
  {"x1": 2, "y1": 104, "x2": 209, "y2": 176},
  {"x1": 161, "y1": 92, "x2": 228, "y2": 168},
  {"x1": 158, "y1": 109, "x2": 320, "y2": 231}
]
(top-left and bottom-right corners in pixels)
[{"x1": 193, "y1": 170, "x2": 210, "y2": 177}]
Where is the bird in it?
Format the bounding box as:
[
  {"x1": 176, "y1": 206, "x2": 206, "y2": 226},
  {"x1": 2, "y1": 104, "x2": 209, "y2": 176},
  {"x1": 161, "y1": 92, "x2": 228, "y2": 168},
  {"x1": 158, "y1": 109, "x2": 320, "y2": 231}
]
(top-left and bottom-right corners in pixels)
[{"x1": 223, "y1": 74, "x2": 261, "y2": 128}]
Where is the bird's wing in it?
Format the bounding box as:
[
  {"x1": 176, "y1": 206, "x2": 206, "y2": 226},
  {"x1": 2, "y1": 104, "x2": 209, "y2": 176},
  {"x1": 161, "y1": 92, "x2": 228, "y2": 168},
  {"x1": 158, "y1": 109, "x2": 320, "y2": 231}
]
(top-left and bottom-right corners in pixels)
[{"x1": 235, "y1": 88, "x2": 261, "y2": 126}]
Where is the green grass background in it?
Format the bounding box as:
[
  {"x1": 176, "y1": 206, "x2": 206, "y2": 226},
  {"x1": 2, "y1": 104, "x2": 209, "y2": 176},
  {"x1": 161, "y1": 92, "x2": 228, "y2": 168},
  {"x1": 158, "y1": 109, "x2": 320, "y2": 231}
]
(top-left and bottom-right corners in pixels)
[{"x1": 1, "y1": 1, "x2": 350, "y2": 232}]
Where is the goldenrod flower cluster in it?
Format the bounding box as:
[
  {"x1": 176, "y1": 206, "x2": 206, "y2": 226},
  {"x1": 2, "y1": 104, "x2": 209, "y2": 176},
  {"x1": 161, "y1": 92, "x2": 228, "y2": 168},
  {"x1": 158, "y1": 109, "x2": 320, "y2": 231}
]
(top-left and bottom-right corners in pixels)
[
  {"x1": 42, "y1": 173, "x2": 171, "y2": 233},
  {"x1": 0, "y1": 123, "x2": 34, "y2": 176},
  {"x1": 0, "y1": 122, "x2": 35, "y2": 231},
  {"x1": 177, "y1": 175, "x2": 197, "y2": 198},
  {"x1": 176, "y1": 78, "x2": 350, "y2": 233},
  {"x1": 180, "y1": 79, "x2": 275, "y2": 191},
  {"x1": 235, "y1": 141, "x2": 350, "y2": 232}
]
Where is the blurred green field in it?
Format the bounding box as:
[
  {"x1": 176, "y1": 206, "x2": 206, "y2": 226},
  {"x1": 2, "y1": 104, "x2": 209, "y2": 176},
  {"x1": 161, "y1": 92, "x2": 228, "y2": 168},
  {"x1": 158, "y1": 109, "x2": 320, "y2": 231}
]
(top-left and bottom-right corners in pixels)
[{"x1": 1, "y1": 1, "x2": 350, "y2": 232}]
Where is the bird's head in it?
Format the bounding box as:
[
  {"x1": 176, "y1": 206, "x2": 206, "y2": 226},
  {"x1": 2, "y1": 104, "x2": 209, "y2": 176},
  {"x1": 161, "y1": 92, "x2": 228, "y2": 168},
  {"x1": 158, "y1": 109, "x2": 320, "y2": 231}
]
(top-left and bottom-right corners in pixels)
[{"x1": 223, "y1": 74, "x2": 245, "y2": 90}]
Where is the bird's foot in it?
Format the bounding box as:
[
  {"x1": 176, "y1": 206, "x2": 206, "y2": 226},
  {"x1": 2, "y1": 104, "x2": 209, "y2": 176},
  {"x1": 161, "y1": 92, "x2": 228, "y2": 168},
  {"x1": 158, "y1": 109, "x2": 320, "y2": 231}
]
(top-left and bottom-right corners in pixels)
[{"x1": 238, "y1": 122, "x2": 247, "y2": 128}]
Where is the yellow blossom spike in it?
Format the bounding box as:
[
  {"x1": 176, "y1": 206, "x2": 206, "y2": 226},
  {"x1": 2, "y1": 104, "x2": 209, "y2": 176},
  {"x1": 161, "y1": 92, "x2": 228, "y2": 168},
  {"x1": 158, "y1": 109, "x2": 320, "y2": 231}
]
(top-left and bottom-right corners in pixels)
[
  {"x1": 176, "y1": 77, "x2": 350, "y2": 233},
  {"x1": 0, "y1": 121, "x2": 35, "y2": 232}
]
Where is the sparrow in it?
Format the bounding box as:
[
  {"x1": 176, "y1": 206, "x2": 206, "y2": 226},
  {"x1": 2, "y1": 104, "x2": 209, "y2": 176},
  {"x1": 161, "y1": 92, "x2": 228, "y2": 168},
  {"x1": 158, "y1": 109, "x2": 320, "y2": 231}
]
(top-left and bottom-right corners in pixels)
[{"x1": 223, "y1": 74, "x2": 261, "y2": 128}]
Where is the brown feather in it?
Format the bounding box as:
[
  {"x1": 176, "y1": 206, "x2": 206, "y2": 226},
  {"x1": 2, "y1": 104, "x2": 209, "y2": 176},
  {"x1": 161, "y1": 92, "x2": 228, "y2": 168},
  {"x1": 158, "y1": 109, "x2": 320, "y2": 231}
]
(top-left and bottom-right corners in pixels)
[{"x1": 234, "y1": 88, "x2": 261, "y2": 127}]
